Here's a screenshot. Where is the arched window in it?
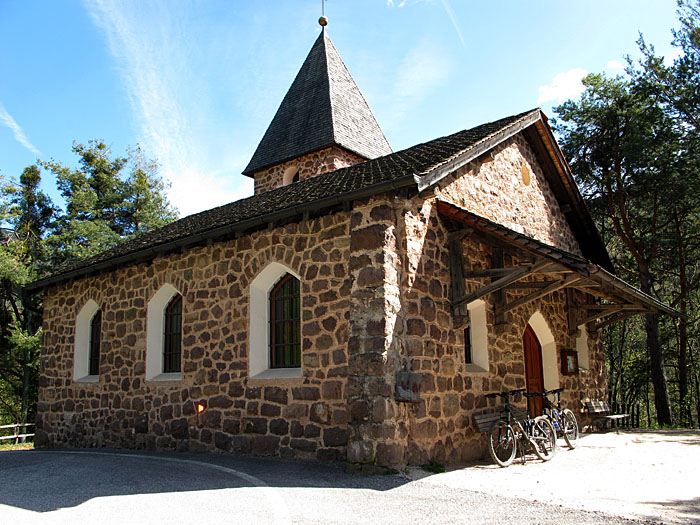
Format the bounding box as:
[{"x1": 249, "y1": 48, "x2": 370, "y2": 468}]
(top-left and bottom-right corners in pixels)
[
  {"x1": 269, "y1": 274, "x2": 301, "y2": 368},
  {"x1": 89, "y1": 310, "x2": 102, "y2": 376},
  {"x1": 146, "y1": 283, "x2": 183, "y2": 381},
  {"x1": 163, "y1": 294, "x2": 182, "y2": 373},
  {"x1": 74, "y1": 299, "x2": 100, "y2": 382},
  {"x1": 282, "y1": 165, "x2": 299, "y2": 186}
]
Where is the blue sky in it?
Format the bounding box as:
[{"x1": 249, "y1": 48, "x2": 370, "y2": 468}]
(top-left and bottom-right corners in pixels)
[{"x1": 0, "y1": 0, "x2": 682, "y2": 218}]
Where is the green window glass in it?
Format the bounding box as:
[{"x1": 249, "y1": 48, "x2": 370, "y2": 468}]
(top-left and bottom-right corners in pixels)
[
  {"x1": 163, "y1": 294, "x2": 182, "y2": 373},
  {"x1": 270, "y1": 274, "x2": 301, "y2": 368},
  {"x1": 89, "y1": 310, "x2": 101, "y2": 376}
]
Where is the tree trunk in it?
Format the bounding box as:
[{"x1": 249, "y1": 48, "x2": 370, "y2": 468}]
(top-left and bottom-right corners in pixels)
[
  {"x1": 639, "y1": 261, "x2": 673, "y2": 425},
  {"x1": 674, "y1": 212, "x2": 690, "y2": 426}
]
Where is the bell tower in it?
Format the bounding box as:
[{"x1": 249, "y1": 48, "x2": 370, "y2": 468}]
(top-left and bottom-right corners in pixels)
[{"x1": 243, "y1": 19, "x2": 392, "y2": 194}]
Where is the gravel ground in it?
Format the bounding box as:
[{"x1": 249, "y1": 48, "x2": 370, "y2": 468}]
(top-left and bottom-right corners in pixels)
[
  {"x1": 0, "y1": 430, "x2": 695, "y2": 524},
  {"x1": 407, "y1": 429, "x2": 700, "y2": 524}
]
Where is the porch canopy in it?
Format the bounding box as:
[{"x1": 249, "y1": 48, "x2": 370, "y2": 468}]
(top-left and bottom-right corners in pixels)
[{"x1": 437, "y1": 200, "x2": 681, "y2": 335}]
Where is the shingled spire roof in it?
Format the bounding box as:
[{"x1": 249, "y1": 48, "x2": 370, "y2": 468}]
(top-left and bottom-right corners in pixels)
[{"x1": 242, "y1": 29, "x2": 392, "y2": 177}]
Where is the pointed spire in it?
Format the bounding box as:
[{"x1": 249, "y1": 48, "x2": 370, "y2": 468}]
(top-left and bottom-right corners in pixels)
[{"x1": 243, "y1": 30, "x2": 392, "y2": 177}]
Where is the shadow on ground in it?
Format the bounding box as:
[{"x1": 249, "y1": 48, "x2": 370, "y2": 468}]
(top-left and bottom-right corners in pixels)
[
  {"x1": 0, "y1": 449, "x2": 408, "y2": 513},
  {"x1": 645, "y1": 497, "x2": 700, "y2": 524}
]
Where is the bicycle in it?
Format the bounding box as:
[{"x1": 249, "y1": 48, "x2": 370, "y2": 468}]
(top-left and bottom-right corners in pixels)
[
  {"x1": 485, "y1": 388, "x2": 557, "y2": 467},
  {"x1": 541, "y1": 387, "x2": 579, "y2": 449}
]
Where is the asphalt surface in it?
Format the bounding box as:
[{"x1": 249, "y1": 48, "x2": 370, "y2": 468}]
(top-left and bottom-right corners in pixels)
[{"x1": 1, "y1": 448, "x2": 655, "y2": 525}]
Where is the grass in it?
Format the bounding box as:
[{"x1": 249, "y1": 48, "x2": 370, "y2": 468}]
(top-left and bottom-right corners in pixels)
[
  {"x1": 0, "y1": 441, "x2": 34, "y2": 451},
  {"x1": 421, "y1": 458, "x2": 446, "y2": 474}
]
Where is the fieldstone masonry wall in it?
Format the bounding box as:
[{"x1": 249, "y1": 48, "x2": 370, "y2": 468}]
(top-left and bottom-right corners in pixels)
[
  {"x1": 37, "y1": 212, "x2": 353, "y2": 461},
  {"x1": 441, "y1": 135, "x2": 582, "y2": 256},
  {"x1": 253, "y1": 146, "x2": 366, "y2": 195},
  {"x1": 36, "y1": 131, "x2": 609, "y2": 467},
  {"x1": 346, "y1": 195, "x2": 403, "y2": 466},
  {"x1": 379, "y1": 138, "x2": 607, "y2": 465}
]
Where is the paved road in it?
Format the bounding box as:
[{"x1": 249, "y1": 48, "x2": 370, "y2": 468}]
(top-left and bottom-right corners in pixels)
[{"x1": 1, "y1": 448, "x2": 648, "y2": 525}]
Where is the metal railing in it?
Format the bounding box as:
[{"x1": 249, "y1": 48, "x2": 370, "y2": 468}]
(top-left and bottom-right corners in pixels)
[{"x1": 0, "y1": 423, "x2": 35, "y2": 444}]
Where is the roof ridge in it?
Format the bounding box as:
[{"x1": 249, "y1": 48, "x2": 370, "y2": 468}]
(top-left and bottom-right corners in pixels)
[{"x1": 28, "y1": 109, "x2": 562, "y2": 290}]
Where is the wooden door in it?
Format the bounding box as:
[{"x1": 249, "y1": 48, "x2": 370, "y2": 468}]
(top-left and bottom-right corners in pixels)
[{"x1": 523, "y1": 325, "x2": 544, "y2": 416}]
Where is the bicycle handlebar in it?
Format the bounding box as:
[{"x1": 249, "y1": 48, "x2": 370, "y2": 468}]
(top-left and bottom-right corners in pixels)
[
  {"x1": 485, "y1": 388, "x2": 525, "y2": 399},
  {"x1": 523, "y1": 391, "x2": 544, "y2": 398},
  {"x1": 543, "y1": 387, "x2": 564, "y2": 395}
]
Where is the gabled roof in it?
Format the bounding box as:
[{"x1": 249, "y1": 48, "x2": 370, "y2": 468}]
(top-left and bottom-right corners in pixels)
[
  {"x1": 242, "y1": 30, "x2": 392, "y2": 176},
  {"x1": 25, "y1": 109, "x2": 609, "y2": 292}
]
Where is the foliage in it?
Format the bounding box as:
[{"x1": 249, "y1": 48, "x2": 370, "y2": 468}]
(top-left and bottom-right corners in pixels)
[
  {"x1": 554, "y1": 0, "x2": 700, "y2": 427},
  {"x1": 0, "y1": 166, "x2": 53, "y2": 426},
  {"x1": 40, "y1": 140, "x2": 177, "y2": 266},
  {"x1": 421, "y1": 459, "x2": 446, "y2": 474},
  {"x1": 0, "y1": 142, "x2": 177, "y2": 426}
]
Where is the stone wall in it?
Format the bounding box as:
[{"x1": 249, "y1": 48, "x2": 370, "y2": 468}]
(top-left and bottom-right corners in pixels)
[
  {"x1": 440, "y1": 135, "x2": 582, "y2": 256},
  {"x1": 36, "y1": 131, "x2": 609, "y2": 467},
  {"x1": 382, "y1": 196, "x2": 606, "y2": 465},
  {"x1": 252, "y1": 146, "x2": 366, "y2": 195},
  {"x1": 378, "y1": 137, "x2": 607, "y2": 465},
  {"x1": 37, "y1": 212, "x2": 353, "y2": 461}
]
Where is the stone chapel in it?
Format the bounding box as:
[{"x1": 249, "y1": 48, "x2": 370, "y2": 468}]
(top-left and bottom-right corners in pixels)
[{"x1": 28, "y1": 24, "x2": 677, "y2": 467}]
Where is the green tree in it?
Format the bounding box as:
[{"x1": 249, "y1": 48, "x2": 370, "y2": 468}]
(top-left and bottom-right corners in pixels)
[
  {"x1": 554, "y1": 73, "x2": 678, "y2": 425},
  {"x1": 41, "y1": 140, "x2": 177, "y2": 265},
  {"x1": 0, "y1": 166, "x2": 55, "y2": 425},
  {"x1": 634, "y1": 0, "x2": 700, "y2": 426}
]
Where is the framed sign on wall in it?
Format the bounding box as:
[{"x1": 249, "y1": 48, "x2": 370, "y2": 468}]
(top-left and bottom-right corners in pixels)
[{"x1": 560, "y1": 348, "x2": 579, "y2": 376}]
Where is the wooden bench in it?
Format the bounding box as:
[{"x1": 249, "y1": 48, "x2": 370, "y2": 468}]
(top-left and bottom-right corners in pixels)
[
  {"x1": 473, "y1": 407, "x2": 527, "y2": 433},
  {"x1": 584, "y1": 400, "x2": 629, "y2": 431}
]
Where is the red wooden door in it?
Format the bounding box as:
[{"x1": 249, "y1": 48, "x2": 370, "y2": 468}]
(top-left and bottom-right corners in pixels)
[{"x1": 523, "y1": 325, "x2": 545, "y2": 416}]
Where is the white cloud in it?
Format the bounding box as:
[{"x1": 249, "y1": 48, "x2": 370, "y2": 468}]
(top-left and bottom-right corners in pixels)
[
  {"x1": 606, "y1": 60, "x2": 624, "y2": 70},
  {"x1": 0, "y1": 103, "x2": 40, "y2": 155},
  {"x1": 386, "y1": 0, "x2": 409, "y2": 6},
  {"x1": 392, "y1": 42, "x2": 451, "y2": 119},
  {"x1": 440, "y1": 0, "x2": 466, "y2": 50},
  {"x1": 537, "y1": 68, "x2": 587, "y2": 104},
  {"x1": 83, "y1": 0, "x2": 246, "y2": 217}
]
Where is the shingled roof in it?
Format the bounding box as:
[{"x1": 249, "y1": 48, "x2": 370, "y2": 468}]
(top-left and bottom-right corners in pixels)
[
  {"x1": 242, "y1": 29, "x2": 392, "y2": 176},
  {"x1": 26, "y1": 109, "x2": 608, "y2": 292}
]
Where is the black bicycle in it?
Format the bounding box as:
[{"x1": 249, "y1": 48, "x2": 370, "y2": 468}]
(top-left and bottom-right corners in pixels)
[
  {"x1": 485, "y1": 388, "x2": 557, "y2": 467},
  {"x1": 541, "y1": 387, "x2": 579, "y2": 449}
]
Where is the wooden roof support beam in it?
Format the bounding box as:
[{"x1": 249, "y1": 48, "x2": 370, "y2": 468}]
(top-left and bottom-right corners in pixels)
[
  {"x1": 502, "y1": 274, "x2": 583, "y2": 314},
  {"x1": 595, "y1": 310, "x2": 646, "y2": 330},
  {"x1": 576, "y1": 304, "x2": 644, "y2": 327},
  {"x1": 464, "y1": 268, "x2": 522, "y2": 278},
  {"x1": 506, "y1": 281, "x2": 553, "y2": 289},
  {"x1": 577, "y1": 304, "x2": 643, "y2": 312},
  {"x1": 453, "y1": 260, "x2": 554, "y2": 308}
]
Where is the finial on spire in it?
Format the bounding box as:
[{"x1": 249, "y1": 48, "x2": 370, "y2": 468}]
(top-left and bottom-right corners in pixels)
[{"x1": 319, "y1": 0, "x2": 328, "y2": 27}]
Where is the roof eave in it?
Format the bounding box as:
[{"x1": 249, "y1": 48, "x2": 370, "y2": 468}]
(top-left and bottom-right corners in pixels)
[
  {"x1": 24, "y1": 173, "x2": 418, "y2": 294},
  {"x1": 416, "y1": 109, "x2": 542, "y2": 192},
  {"x1": 242, "y1": 141, "x2": 370, "y2": 178}
]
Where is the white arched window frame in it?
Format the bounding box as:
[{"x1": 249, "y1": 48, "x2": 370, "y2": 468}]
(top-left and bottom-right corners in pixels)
[
  {"x1": 465, "y1": 299, "x2": 489, "y2": 373},
  {"x1": 146, "y1": 283, "x2": 183, "y2": 381},
  {"x1": 282, "y1": 165, "x2": 299, "y2": 186},
  {"x1": 527, "y1": 311, "x2": 560, "y2": 391},
  {"x1": 74, "y1": 299, "x2": 100, "y2": 382},
  {"x1": 576, "y1": 324, "x2": 590, "y2": 370},
  {"x1": 249, "y1": 262, "x2": 302, "y2": 379}
]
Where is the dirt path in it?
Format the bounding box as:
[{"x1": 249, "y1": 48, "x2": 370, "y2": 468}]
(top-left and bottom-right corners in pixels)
[{"x1": 408, "y1": 430, "x2": 700, "y2": 524}]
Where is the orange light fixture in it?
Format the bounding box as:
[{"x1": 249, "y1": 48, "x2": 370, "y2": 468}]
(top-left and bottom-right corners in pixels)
[{"x1": 196, "y1": 402, "x2": 206, "y2": 414}]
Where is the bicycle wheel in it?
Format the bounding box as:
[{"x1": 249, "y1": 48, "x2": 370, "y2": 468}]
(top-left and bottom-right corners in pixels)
[
  {"x1": 488, "y1": 419, "x2": 516, "y2": 467},
  {"x1": 531, "y1": 416, "x2": 557, "y2": 461},
  {"x1": 562, "y1": 409, "x2": 579, "y2": 449}
]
